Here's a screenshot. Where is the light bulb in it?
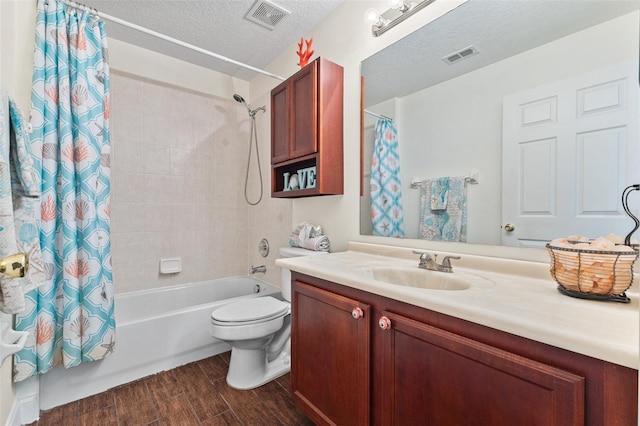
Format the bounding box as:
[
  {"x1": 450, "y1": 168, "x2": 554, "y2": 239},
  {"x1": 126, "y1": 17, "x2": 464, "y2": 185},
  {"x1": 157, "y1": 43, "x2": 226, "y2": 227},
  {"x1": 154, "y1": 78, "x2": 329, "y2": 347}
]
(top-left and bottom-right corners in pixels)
[
  {"x1": 363, "y1": 8, "x2": 381, "y2": 25},
  {"x1": 388, "y1": 0, "x2": 410, "y2": 12}
]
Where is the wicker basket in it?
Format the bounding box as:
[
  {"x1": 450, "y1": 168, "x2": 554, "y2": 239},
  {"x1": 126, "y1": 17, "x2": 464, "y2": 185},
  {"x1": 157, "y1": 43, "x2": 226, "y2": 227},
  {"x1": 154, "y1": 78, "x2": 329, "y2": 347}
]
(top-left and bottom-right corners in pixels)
[{"x1": 546, "y1": 243, "x2": 638, "y2": 297}]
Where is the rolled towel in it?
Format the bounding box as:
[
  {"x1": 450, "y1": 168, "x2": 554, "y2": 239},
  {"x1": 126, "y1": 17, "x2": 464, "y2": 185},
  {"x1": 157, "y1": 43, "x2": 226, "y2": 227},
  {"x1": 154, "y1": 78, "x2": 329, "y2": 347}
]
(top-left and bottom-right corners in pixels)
[
  {"x1": 289, "y1": 222, "x2": 323, "y2": 248},
  {"x1": 299, "y1": 235, "x2": 330, "y2": 252}
]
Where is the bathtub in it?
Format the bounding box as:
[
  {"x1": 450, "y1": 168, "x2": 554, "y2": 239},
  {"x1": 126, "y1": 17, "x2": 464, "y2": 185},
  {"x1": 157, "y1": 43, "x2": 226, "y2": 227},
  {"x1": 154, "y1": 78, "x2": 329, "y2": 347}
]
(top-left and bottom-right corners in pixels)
[{"x1": 39, "y1": 276, "x2": 280, "y2": 410}]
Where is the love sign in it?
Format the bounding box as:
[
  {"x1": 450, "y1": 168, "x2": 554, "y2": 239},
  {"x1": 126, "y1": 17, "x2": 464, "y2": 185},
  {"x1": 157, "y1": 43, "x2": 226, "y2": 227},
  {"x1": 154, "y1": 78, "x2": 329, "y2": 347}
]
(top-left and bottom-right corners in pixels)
[{"x1": 283, "y1": 166, "x2": 317, "y2": 191}]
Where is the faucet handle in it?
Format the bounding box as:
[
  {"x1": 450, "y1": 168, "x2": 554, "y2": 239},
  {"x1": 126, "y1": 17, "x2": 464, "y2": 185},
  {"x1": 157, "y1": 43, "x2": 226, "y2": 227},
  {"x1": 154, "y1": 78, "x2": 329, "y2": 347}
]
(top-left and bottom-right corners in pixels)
[
  {"x1": 412, "y1": 250, "x2": 434, "y2": 269},
  {"x1": 411, "y1": 250, "x2": 431, "y2": 260},
  {"x1": 440, "y1": 255, "x2": 460, "y2": 268}
]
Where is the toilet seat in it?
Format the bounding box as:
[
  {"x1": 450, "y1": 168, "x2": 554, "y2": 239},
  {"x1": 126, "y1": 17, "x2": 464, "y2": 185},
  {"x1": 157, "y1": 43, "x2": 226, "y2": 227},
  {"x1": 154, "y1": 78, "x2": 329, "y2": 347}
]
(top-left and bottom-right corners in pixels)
[{"x1": 211, "y1": 297, "x2": 289, "y2": 326}]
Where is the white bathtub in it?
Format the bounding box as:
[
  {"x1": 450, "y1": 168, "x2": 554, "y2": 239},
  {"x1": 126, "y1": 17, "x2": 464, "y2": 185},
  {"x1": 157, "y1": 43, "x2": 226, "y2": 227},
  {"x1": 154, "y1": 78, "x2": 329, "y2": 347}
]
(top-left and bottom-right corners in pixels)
[{"x1": 39, "y1": 276, "x2": 280, "y2": 410}]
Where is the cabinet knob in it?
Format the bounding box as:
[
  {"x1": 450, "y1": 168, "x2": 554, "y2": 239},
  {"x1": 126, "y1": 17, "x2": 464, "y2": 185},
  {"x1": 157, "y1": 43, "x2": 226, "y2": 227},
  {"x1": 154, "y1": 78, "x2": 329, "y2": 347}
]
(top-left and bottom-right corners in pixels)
[
  {"x1": 378, "y1": 316, "x2": 391, "y2": 330},
  {"x1": 352, "y1": 307, "x2": 364, "y2": 320}
]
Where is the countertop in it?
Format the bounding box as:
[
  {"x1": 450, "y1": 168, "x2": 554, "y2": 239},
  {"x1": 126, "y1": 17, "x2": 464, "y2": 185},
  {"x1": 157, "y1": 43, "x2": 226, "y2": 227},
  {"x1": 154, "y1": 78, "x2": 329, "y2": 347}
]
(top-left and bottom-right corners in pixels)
[{"x1": 276, "y1": 242, "x2": 639, "y2": 369}]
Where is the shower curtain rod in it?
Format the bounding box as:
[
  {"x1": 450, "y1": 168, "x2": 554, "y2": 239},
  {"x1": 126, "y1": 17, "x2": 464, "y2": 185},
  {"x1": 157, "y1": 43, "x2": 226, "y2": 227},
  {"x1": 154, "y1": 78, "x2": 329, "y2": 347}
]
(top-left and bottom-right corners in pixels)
[
  {"x1": 364, "y1": 109, "x2": 393, "y2": 121},
  {"x1": 60, "y1": 0, "x2": 286, "y2": 82}
]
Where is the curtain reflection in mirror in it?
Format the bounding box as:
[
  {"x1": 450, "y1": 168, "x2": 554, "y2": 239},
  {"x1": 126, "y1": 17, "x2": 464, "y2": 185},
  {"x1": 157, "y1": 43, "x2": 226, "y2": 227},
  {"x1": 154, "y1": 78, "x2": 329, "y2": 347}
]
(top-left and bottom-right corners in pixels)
[{"x1": 370, "y1": 119, "x2": 404, "y2": 237}]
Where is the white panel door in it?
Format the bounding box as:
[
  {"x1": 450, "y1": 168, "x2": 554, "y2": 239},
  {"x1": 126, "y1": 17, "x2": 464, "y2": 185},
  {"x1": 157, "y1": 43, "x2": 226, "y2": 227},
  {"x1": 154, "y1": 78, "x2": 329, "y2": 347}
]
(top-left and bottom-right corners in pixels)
[{"x1": 502, "y1": 61, "x2": 639, "y2": 247}]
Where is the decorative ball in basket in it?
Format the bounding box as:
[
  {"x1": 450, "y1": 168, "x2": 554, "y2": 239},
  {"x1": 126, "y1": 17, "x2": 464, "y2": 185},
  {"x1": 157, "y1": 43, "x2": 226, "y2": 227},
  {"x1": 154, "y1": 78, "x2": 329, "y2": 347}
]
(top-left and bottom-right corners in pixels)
[{"x1": 546, "y1": 235, "x2": 638, "y2": 303}]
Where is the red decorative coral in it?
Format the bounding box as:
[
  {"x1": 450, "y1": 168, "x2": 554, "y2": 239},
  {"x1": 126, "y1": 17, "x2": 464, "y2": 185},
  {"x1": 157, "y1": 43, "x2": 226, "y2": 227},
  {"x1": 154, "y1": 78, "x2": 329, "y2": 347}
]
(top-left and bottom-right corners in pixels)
[{"x1": 296, "y1": 37, "x2": 314, "y2": 68}]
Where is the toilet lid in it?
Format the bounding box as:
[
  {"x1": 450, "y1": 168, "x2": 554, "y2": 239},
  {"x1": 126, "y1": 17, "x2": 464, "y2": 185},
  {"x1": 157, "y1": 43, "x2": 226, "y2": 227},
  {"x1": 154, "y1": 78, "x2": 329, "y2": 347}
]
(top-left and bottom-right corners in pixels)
[{"x1": 211, "y1": 297, "x2": 289, "y2": 323}]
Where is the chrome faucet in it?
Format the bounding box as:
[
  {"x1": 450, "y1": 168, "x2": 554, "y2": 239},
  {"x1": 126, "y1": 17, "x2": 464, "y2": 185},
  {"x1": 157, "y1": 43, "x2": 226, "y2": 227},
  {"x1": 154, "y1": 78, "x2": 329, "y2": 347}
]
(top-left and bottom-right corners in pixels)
[
  {"x1": 412, "y1": 251, "x2": 460, "y2": 273},
  {"x1": 251, "y1": 265, "x2": 266, "y2": 274}
]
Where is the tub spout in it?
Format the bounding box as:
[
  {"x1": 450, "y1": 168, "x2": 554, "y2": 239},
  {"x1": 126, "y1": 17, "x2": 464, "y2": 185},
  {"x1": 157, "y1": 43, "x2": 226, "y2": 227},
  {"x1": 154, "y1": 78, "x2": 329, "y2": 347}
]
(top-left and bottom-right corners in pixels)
[{"x1": 251, "y1": 265, "x2": 266, "y2": 274}]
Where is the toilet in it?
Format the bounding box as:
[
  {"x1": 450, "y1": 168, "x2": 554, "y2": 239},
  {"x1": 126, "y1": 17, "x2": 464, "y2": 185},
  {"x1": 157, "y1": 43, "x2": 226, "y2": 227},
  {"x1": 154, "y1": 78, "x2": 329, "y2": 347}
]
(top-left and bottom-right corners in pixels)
[{"x1": 209, "y1": 246, "x2": 327, "y2": 389}]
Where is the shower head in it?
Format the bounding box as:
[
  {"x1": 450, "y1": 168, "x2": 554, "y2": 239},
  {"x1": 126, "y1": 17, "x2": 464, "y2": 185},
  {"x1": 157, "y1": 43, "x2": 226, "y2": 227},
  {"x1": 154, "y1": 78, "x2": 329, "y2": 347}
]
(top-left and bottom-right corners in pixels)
[
  {"x1": 233, "y1": 93, "x2": 251, "y2": 113},
  {"x1": 233, "y1": 94, "x2": 265, "y2": 117}
]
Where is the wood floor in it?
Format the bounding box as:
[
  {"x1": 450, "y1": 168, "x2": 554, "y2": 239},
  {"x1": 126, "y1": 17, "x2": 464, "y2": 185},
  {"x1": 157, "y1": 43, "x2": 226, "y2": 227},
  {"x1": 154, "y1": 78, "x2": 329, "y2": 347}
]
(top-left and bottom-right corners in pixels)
[{"x1": 28, "y1": 352, "x2": 314, "y2": 426}]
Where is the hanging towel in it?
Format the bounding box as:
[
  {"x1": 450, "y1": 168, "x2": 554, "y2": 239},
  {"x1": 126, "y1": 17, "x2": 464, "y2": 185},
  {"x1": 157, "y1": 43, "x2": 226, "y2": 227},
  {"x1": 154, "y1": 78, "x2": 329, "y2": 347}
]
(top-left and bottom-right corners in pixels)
[
  {"x1": 430, "y1": 177, "x2": 449, "y2": 210},
  {"x1": 0, "y1": 92, "x2": 45, "y2": 314},
  {"x1": 418, "y1": 176, "x2": 467, "y2": 242},
  {"x1": 370, "y1": 118, "x2": 404, "y2": 237}
]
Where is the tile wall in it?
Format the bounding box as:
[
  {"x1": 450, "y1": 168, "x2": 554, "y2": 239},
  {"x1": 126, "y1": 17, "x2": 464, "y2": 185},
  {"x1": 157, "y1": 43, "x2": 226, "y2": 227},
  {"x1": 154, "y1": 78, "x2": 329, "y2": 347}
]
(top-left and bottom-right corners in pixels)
[{"x1": 110, "y1": 72, "x2": 253, "y2": 293}]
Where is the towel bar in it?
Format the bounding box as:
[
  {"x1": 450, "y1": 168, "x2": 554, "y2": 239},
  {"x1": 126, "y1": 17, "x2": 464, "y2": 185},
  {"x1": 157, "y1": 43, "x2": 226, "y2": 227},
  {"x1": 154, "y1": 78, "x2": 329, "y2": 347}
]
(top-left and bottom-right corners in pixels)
[{"x1": 410, "y1": 171, "x2": 479, "y2": 188}]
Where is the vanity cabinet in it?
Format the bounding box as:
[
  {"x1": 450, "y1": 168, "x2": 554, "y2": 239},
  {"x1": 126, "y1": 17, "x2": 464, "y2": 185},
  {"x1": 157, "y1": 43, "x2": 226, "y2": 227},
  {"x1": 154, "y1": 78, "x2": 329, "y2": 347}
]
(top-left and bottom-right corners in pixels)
[
  {"x1": 291, "y1": 281, "x2": 370, "y2": 425},
  {"x1": 270, "y1": 57, "x2": 343, "y2": 198},
  {"x1": 378, "y1": 311, "x2": 583, "y2": 425},
  {"x1": 291, "y1": 273, "x2": 638, "y2": 426}
]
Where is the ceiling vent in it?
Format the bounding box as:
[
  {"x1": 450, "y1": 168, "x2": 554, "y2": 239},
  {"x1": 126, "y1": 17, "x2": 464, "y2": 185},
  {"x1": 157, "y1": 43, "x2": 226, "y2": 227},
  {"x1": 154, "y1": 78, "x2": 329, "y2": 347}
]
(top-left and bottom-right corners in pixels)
[
  {"x1": 442, "y1": 45, "x2": 479, "y2": 65},
  {"x1": 245, "y1": 0, "x2": 290, "y2": 30}
]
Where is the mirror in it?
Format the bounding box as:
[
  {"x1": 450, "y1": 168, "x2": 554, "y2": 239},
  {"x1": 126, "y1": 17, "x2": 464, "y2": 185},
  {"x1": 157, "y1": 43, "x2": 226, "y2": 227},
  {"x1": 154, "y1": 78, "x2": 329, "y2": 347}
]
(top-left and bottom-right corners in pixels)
[{"x1": 360, "y1": 0, "x2": 640, "y2": 247}]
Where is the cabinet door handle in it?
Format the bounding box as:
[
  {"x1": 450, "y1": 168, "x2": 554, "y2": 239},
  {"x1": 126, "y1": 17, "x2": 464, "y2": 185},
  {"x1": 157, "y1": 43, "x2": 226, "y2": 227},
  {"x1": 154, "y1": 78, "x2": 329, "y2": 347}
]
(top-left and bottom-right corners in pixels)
[
  {"x1": 378, "y1": 316, "x2": 391, "y2": 330},
  {"x1": 352, "y1": 307, "x2": 364, "y2": 320}
]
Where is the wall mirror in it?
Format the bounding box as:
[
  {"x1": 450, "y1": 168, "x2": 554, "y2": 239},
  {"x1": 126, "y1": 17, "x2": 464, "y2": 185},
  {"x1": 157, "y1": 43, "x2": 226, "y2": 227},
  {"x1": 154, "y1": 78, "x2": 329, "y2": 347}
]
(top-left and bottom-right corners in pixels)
[{"x1": 360, "y1": 0, "x2": 640, "y2": 249}]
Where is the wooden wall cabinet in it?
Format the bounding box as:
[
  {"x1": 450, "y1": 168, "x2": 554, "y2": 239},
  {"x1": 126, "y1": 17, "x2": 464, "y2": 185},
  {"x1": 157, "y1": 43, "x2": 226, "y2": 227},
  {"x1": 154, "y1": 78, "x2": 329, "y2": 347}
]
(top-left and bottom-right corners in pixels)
[
  {"x1": 291, "y1": 273, "x2": 638, "y2": 426},
  {"x1": 271, "y1": 57, "x2": 343, "y2": 198}
]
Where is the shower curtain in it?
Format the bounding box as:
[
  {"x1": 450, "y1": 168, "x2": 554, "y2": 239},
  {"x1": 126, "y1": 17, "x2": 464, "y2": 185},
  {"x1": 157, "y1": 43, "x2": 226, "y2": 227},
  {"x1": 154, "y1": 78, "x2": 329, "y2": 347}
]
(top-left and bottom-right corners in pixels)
[
  {"x1": 370, "y1": 118, "x2": 404, "y2": 237},
  {"x1": 14, "y1": 0, "x2": 114, "y2": 381}
]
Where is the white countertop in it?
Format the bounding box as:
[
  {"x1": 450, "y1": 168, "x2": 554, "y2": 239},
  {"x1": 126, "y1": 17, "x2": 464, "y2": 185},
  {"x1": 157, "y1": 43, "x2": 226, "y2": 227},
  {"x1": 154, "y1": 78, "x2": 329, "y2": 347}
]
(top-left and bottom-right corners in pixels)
[{"x1": 276, "y1": 242, "x2": 639, "y2": 369}]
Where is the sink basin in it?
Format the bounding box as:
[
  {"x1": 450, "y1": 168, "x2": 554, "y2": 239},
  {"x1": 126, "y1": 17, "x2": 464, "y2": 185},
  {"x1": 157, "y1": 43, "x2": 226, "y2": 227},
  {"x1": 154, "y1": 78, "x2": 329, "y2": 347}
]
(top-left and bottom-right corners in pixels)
[{"x1": 371, "y1": 266, "x2": 470, "y2": 291}]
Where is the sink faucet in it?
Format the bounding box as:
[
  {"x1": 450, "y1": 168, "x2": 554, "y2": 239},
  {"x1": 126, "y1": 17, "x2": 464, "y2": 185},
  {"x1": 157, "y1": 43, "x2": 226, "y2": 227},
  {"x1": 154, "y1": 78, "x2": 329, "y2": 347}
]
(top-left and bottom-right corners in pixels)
[
  {"x1": 251, "y1": 265, "x2": 266, "y2": 274},
  {"x1": 412, "y1": 251, "x2": 460, "y2": 273}
]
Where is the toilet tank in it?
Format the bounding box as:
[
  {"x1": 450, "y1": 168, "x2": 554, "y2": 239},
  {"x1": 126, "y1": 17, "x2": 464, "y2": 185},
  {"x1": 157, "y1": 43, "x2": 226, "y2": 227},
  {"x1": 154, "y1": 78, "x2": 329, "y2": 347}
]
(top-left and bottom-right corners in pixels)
[{"x1": 279, "y1": 247, "x2": 328, "y2": 302}]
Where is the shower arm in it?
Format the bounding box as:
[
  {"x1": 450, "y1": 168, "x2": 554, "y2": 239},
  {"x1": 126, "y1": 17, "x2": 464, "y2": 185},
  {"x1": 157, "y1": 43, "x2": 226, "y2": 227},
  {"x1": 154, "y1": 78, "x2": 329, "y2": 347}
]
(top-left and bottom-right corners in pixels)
[{"x1": 249, "y1": 106, "x2": 266, "y2": 117}]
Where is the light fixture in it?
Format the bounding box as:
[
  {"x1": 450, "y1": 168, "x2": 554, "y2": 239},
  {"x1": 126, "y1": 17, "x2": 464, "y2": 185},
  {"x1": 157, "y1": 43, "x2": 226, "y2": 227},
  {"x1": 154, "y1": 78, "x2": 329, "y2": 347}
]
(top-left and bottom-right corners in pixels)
[
  {"x1": 388, "y1": 0, "x2": 410, "y2": 12},
  {"x1": 365, "y1": 0, "x2": 437, "y2": 37}
]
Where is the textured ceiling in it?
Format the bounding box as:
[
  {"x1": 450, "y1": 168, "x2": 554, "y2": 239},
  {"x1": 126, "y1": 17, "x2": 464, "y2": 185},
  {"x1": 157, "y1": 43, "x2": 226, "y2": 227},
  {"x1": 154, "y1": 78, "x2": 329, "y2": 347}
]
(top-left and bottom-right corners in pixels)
[
  {"x1": 79, "y1": 0, "x2": 639, "y2": 92},
  {"x1": 82, "y1": 0, "x2": 344, "y2": 81},
  {"x1": 362, "y1": 0, "x2": 640, "y2": 107}
]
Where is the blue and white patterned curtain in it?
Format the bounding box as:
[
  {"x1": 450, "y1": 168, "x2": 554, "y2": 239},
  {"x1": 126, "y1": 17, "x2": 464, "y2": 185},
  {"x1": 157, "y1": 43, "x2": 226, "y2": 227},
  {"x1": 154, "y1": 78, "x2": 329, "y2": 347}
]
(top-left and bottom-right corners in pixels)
[
  {"x1": 14, "y1": 0, "x2": 114, "y2": 381},
  {"x1": 370, "y1": 118, "x2": 404, "y2": 237}
]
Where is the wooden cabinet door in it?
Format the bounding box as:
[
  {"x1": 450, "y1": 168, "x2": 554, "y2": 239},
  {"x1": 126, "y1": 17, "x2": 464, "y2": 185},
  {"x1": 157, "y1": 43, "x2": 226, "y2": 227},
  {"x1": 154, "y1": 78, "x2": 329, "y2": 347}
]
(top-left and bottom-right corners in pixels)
[
  {"x1": 290, "y1": 61, "x2": 318, "y2": 159},
  {"x1": 291, "y1": 280, "x2": 370, "y2": 426},
  {"x1": 378, "y1": 311, "x2": 585, "y2": 426},
  {"x1": 270, "y1": 80, "x2": 289, "y2": 164}
]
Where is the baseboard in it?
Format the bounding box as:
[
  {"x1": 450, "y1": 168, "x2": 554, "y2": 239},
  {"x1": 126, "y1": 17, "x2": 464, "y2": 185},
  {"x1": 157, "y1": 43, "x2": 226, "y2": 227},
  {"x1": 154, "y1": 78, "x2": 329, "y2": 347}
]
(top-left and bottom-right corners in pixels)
[
  {"x1": 5, "y1": 397, "x2": 22, "y2": 426},
  {"x1": 10, "y1": 376, "x2": 39, "y2": 426},
  {"x1": 16, "y1": 392, "x2": 39, "y2": 425}
]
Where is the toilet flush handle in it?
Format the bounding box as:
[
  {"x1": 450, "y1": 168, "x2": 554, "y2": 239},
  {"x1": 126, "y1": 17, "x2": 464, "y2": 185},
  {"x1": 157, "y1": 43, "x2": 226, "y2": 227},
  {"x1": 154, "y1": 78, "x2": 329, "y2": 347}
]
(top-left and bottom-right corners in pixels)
[{"x1": 352, "y1": 307, "x2": 364, "y2": 320}]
